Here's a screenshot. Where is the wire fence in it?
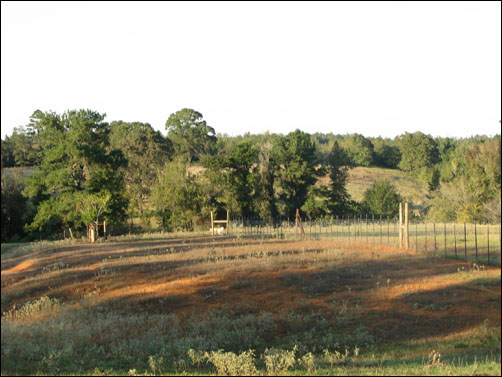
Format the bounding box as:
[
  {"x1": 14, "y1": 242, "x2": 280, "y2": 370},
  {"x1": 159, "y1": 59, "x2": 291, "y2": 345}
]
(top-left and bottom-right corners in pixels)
[{"x1": 228, "y1": 216, "x2": 502, "y2": 266}]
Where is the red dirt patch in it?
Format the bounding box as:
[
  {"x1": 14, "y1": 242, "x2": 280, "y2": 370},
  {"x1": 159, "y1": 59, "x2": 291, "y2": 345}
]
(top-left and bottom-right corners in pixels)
[{"x1": 1, "y1": 236, "x2": 500, "y2": 344}]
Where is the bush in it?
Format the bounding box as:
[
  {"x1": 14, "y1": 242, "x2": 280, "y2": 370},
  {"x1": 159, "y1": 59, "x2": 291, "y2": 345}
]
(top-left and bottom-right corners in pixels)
[
  {"x1": 362, "y1": 180, "x2": 402, "y2": 217},
  {"x1": 263, "y1": 346, "x2": 297, "y2": 375},
  {"x1": 205, "y1": 349, "x2": 258, "y2": 376}
]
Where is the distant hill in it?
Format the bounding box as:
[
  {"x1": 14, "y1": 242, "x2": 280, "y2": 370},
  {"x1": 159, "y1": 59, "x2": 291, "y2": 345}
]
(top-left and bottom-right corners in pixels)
[{"x1": 316, "y1": 166, "x2": 429, "y2": 214}]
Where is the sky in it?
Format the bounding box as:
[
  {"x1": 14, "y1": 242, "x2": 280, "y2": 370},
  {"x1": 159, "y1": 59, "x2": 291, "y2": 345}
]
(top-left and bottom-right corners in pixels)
[{"x1": 1, "y1": 1, "x2": 501, "y2": 139}]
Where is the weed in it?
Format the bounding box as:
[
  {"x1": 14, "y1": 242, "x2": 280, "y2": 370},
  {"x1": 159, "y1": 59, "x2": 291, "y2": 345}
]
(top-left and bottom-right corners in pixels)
[
  {"x1": 3, "y1": 296, "x2": 62, "y2": 320},
  {"x1": 322, "y1": 348, "x2": 350, "y2": 367},
  {"x1": 205, "y1": 349, "x2": 258, "y2": 376},
  {"x1": 187, "y1": 349, "x2": 206, "y2": 369},
  {"x1": 299, "y1": 352, "x2": 316, "y2": 374},
  {"x1": 263, "y1": 346, "x2": 297, "y2": 375},
  {"x1": 147, "y1": 355, "x2": 165, "y2": 376},
  {"x1": 423, "y1": 349, "x2": 445, "y2": 371}
]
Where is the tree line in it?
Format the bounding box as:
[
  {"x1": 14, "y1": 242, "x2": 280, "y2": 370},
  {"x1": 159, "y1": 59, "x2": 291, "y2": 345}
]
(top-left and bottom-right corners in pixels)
[{"x1": 1, "y1": 108, "x2": 500, "y2": 242}]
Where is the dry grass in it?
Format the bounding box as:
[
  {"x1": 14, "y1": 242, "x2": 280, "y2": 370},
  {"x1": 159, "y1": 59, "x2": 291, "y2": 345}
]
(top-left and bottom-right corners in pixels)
[
  {"x1": 2, "y1": 235, "x2": 499, "y2": 342},
  {"x1": 345, "y1": 166, "x2": 428, "y2": 204}
]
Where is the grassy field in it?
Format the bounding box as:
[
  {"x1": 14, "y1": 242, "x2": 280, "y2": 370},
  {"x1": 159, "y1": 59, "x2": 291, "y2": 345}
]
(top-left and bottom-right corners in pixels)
[
  {"x1": 315, "y1": 166, "x2": 429, "y2": 207},
  {"x1": 1, "y1": 234, "x2": 500, "y2": 375}
]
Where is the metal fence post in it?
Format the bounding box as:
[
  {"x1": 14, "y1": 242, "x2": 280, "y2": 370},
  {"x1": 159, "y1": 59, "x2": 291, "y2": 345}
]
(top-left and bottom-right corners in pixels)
[
  {"x1": 454, "y1": 222, "x2": 457, "y2": 258},
  {"x1": 379, "y1": 215, "x2": 382, "y2": 245},
  {"x1": 475, "y1": 222, "x2": 478, "y2": 261},
  {"x1": 348, "y1": 217, "x2": 351, "y2": 243},
  {"x1": 388, "y1": 216, "x2": 391, "y2": 245},
  {"x1": 487, "y1": 224, "x2": 490, "y2": 264},
  {"x1": 464, "y1": 222, "x2": 467, "y2": 260},
  {"x1": 371, "y1": 215, "x2": 375, "y2": 243},
  {"x1": 444, "y1": 223, "x2": 447, "y2": 257},
  {"x1": 366, "y1": 214, "x2": 369, "y2": 244},
  {"x1": 433, "y1": 219, "x2": 437, "y2": 256},
  {"x1": 415, "y1": 218, "x2": 418, "y2": 252},
  {"x1": 425, "y1": 222, "x2": 428, "y2": 254}
]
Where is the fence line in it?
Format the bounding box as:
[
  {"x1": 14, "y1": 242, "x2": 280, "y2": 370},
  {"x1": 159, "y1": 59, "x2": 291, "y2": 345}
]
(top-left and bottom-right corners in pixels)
[{"x1": 228, "y1": 216, "x2": 501, "y2": 266}]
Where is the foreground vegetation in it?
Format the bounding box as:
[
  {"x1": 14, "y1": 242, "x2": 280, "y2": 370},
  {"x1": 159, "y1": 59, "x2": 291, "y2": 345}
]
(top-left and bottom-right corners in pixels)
[{"x1": 2, "y1": 235, "x2": 500, "y2": 375}]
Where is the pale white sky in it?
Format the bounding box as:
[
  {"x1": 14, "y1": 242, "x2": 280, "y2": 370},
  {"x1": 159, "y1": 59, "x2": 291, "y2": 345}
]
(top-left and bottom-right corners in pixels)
[{"x1": 1, "y1": 1, "x2": 501, "y2": 139}]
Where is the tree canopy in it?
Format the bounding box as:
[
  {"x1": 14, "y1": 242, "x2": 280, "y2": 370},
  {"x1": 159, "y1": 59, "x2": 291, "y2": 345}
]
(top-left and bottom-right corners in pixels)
[
  {"x1": 23, "y1": 110, "x2": 128, "y2": 235},
  {"x1": 362, "y1": 180, "x2": 402, "y2": 217},
  {"x1": 109, "y1": 121, "x2": 172, "y2": 219},
  {"x1": 1, "y1": 107, "x2": 500, "y2": 242},
  {"x1": 273, "y1": 129, "x2": 317, "y2": 219},
  {"x1": 396, "y1": 132, "x2": 440, "y2": 172},
  {"x1": 165, "y1": 108, "x2": 216, "y2": 162}
]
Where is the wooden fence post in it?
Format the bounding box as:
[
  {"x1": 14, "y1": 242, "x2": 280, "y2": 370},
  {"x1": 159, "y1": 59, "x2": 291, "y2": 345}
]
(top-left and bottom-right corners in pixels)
[
  {"x1": 295, "y1": 209, "x2": 305, "y2": 240},
  {"x1": 211, "y1": 211, "x2": 214, "y2": 236},
  {"x1": 226, "y1": 210, "x2": 230, "y2": 235}
]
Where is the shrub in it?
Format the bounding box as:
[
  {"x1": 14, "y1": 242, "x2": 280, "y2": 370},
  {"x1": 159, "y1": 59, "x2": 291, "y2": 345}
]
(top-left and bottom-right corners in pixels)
[
  {"x1": 263, "y1": 346, "x2": 297, "y2": 375},
  {"x1": 205, "y1": 349, "x2": 258, "y2": 376},
  {"x1": 362, "y1": 180, "x2": 402, "y2": 217}
]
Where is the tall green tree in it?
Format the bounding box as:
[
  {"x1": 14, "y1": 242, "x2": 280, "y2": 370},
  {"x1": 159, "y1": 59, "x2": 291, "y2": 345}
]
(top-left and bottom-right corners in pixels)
[
  {"x1": 396, "y1": 132, "x2": 439, "y2": 172},
  {"x1": 253, "y1": 139, "x2": 279, "y2": 220},
  {"x1": 23, "y1": 109, "x2": 128, "y2": 234},
  {"x1": 428, "y1": 139, "x2": 501, "y2": 223},
  {"x1": 151, "y1": 158, "x2": 204, "y2": 231},
  {"x1": 326, "y1": 141, "x2": 351, "y2": 215},
  {"x1": 372, "y1": 137, "x2": 401, "y2": 169},
  {"x1": 343, "y1": 134, "x2": 374, "y2": 166},
  {"x1": 225, "y1": 141, "x2": 258, "y2": 217},
  {"x1": 109, "y1": 121, "x2": 172, "y2": 220},
  {"x1": 273, "y1": 129, "x2": 317, "y2": 219},
  {"x1": 199, "y1": 154, "x2": 228, "y2": 217},
  {"x1": 1, "y1": 170, "x2": 31, "y2": 242},
  {"x1": 165, "y1": 108, "x2": 216, "y2": 162},
  {"x1": 1, "y1": 139, "x2": 14, "y2": 168},
  {"x1": 2, "y1": 126, "x2": 41, "y2": 167}
]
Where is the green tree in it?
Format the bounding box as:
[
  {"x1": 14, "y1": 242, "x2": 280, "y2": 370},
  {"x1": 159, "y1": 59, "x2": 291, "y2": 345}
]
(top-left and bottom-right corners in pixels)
[
  {"x1": 199, "y1": 154, "x2": 228, "y2": 209},
  {"x1": 325, "y1": 141, "x2": 351, "y2": 215},
  {"x1": 273, "y1": 130, "x2": 317, "y2": 219},
  {"x1": 372, "y1": 138, "x2": 401, "y2": 169},
  {"x1": 1, "y1": 139, "x2": 14, "y2": 168},
  {"x1": 396, "y1": 132, "x2": 439, "y2": 172},
  {"x1": 343, "y1": 134, "x2": 374, "y2": 166},
  {"x1": 429, "y1": 140, "x2": 501, "y2": 222},
  {"x1": 3, "y1": 126, "x2": 41, "y2": 167},
  {"x1": 226, "y1": 141, "x2": 258, "y2": 217},
  {"x1": 362, "y1": 180, "x2": 402, "y2": 217},
  {"x1": 1, "y1": 170, "x2": 31, "y2": 242},
  {"x1": 151, "y1": 158, "x2": 204, "y2": 231},
  {"x1": 165, "y1": 108, "x2": 216, "y2": 162},
  {"x1": 23, "y1": 109, "x2": 128, "y2": 235},
  {"x1": 253, "y1": 139, "x2": 279, "y2": 220},
  {"x1": 301, "y1": 185, "x2": 331, "y2": 219},
  {"x1": 109, "y1": 121, "x2": 172, "y2": 222}
]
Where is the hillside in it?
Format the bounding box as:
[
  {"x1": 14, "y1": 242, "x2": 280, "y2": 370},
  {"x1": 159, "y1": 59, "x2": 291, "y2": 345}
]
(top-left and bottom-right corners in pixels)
[
  {"x1": 345, "y1": 166, "x2": 428, "y2": 207},
  {"x1": 314, "y1": 166, "x2": 428, "y2": 213}
]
